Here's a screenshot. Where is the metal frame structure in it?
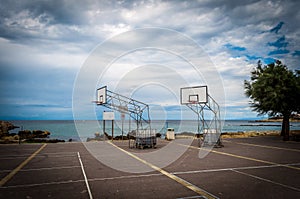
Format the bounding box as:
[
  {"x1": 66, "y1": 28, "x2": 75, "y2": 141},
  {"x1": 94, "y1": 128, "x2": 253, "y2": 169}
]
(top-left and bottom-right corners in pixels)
[
  {"x1": 94, "y1": 86, "x2": 156, "y2": 148},
  {"x1": 180, "y1": 86, "x2": 222, "y2": 147}
]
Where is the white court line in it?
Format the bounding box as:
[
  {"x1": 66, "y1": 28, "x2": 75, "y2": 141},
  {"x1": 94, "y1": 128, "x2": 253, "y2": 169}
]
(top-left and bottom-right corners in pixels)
[
  {"x1": 223, "y1": 140, "x2": 300, "y2": 153},
  {"x1": 77, "y1": 152, "x2": 93, "y2": 199},
  {"x1": 172, "y1": 162, "x2": 300, "y2": 193},
  {"x1": 34, "y1": 152, "x2": 78, "y2": 158},
  {"x1": 0, "y1": 173, "x2": 164, "y2": 189},
  {"x1": 88, "y1": 173, "x2": 163, "y2": 182},
  {"x1": 0, "y1": 157, "x2": 29, "y2": 160},
  {"x1": 0, "y1": 152, "x2": 78, "y2": 159},
  {"x1": 108, "y1": 141, "x2": 219, "y2": 199},
  {"x1": 0, "y1": 166, "x2": 81, "y2": 173},
  {"x1": 0, "y1": 155, "x2": 77, "y2": 160},
  {"x1": 182, "y1": 143, "x2": 300, "y2": 171},
  {"x1": 0, "y1": 179, "x2": 85, "y2": 189},
  {"x1": 4, "y1": 162, "x2": 300, "y2": 191},
  {"x1": 177, "y1": 196, "x2": 207, "y2": 199},
  {"x1": 35, "y1": 152, "x2": 78, "y2": 155},
  {"x1": 172, "y1": 162, "x2": 300, "y2": 175},
  {"x1": 34, "y1": 154, "x2": 78, "y2": 158},
  {"x1": 0, "y1": 144, "x2": 47, "y2": 187},
  {"x1": 232, "y1": 169, "x2": 300, "y2": 192},
  {"x1": 20, "y1": 165, "x2": 81, "y2": 172}
]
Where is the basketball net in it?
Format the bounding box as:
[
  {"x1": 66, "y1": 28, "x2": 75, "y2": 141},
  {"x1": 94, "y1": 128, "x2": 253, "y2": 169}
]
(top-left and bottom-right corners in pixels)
[{"x1": 189, "y1": 100, "x2": 198, "y2": 104}]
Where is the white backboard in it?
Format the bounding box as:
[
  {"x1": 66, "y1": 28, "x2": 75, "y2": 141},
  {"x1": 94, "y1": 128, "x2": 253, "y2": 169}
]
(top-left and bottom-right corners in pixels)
[
  {"x1": 97, "y1": 86, "x2": 107, "y2": 104},
  {"x1": 180, "y1": 86, "x2": 208, "y2": 104},
  {"x1": 103, "y1": 111, "x2": 114, "y2": 120}
]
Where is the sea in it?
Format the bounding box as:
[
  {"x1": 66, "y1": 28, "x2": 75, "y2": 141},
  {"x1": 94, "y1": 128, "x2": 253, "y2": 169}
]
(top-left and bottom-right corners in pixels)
[{"x1": 8, "y1": 120, "x2": 300, "y2": 142}]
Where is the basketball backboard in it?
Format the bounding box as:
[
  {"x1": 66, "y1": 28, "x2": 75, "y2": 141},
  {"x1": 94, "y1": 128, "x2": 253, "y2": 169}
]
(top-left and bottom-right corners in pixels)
[
  {"x1": 97, "y1": 86, "x2": 107, "y2": 104},
  {"x1": 180, "y1": 86, "x2": 208, "y2": 104}
]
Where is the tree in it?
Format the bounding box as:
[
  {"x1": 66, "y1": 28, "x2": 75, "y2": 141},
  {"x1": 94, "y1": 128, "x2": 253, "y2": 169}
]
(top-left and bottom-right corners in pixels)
[{"x1": 244, "y1": 60, "x2": 300, "y2": 140}]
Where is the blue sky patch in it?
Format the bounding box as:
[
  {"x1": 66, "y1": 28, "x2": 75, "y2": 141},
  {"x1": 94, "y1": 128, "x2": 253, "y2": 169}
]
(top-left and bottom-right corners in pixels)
[
  {"x1": 246, "y1": 54, "x2": 261, "y2": 61},
  {"x1": 268, "y1": 36, "x2": 288, "y2": 48},
  {"x1": 292, "y1": 50, "x2": 300, "y2": 57},
  {"x1": 224, "y1": 43, "x2": 246, "y2": 51},
  {"x1": 268, "y1": 49, "x2": 290, "y2": 56},
  {"x1": 263, "y1": 57, "x2": 276, "y2": 64}
]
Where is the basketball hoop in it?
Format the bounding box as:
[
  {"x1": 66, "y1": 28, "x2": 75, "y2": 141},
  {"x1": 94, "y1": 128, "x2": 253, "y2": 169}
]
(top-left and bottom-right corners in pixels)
[
  {"x1": 180, "y1": 85, "x2": 223, "y2": 148},
  {"x1": 180, "y1": 86, "x2": 207, "y2": 105},
  {"x1": 96, "y1": 86, "x2": 107, "y2": 104},
  {"x1": 92, "y1": 100, "x2": 103, "y2": 105}
]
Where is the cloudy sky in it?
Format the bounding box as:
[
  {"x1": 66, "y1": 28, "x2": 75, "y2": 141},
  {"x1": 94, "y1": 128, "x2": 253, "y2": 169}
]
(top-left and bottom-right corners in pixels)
[{"x1": 0, "y1": 0, "x2": 299, "y2": 120}]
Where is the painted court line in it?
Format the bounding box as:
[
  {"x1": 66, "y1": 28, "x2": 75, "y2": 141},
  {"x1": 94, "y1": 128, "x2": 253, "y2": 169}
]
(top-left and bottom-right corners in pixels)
[
  {"x1": 0, "y1": 173, "x2": 164, "y2": 189},
  {"x1": 88, "y1": 173, "x2": 163, "y2": 182},
  {"x1": 77, "y1": 152, "x2": 93, "y2": 199},
  {"x1": 183, "y1": 144, "x2": 300, "y2": 171},
  {"x1": 232, "y1": 169, "x2": 300, "y2": 192},
  {"x1": 0, "y1": 157, "x2": 29, "y2": 160},
  {"x1": 20, "y1": 165, "x2": 81, "y2": 172},
  {"x1": 211, "y1": 149, "x2": 300, "y2": 171},
  {"x1": 0, "y1": 165, "x2": 81, "y2": 173},
  {"x1": 224, "y1": 140, "x2": 300, "y2": 153},
  {"x1": 108, "y1": 141, "x2": 219, "y2": 199},
  {"x1": 0, "y1": 144, "x2": 47, "y2": 187},
  {"x1": 172, "y1": 162, "x2": 300, "y2": 175},
  {"x1": 0, "y1": 179, "x2": 85, "y2": 189},
  {"x1": 0, "y1": 152, "x2": 78, "y2": 160},
  {"x1": 182, "y1": 143, "x2": 300, "y2": 192},
  {"x1": 177, "y1": 196, "x2": 207, "y2": 199}
]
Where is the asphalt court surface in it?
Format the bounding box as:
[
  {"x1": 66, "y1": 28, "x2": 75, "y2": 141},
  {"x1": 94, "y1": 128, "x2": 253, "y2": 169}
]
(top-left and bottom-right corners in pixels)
[{"x1": 0, "y1": 136, "x2": 300, "y2": 199}]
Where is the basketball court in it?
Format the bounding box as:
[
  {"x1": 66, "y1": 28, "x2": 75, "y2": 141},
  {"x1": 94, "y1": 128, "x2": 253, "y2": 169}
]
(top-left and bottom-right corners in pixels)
[
  {"x1": 0, "y1": 136, "x2": 300, "y2": 199},
  {"x1": 1, "y1": 86, "x2": 299, "y2": 198}
]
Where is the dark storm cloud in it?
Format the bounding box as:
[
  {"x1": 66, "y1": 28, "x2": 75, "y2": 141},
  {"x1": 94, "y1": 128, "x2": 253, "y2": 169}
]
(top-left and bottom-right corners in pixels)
[
  {"x1": 0, "y1": 0, "x2": 89, "y2": 25},
  {"x1": 0, "y1": 0, "x2": 100, "y2": 43},
  {"x1": 0, "y1": 0, "x2": 299, "y2": 120}
]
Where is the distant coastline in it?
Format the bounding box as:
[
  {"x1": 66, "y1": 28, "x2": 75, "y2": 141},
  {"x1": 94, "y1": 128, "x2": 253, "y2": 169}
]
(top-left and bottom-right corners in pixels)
[
  {"x1": 1, "y1": 120, "x2": 299, "y2": 143},
  {"x1": 254, "y1": 118, "x2": 300, "y2": 123}
]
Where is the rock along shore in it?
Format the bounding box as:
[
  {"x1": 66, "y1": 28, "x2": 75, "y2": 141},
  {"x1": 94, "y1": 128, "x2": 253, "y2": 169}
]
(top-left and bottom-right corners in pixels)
[{"x1": 0, "y1": 121, "x2": 65, "y2": 144}]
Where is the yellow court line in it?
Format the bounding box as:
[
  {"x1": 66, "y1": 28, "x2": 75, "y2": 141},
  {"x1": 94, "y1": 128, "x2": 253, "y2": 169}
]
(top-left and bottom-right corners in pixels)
[
  {"x1": 0, "y1": 144, "x2": 47, "y2": 187},
  {"x1": 107, "y1": 141, "x2": 219, "y2": 199},
  {"x1": 223, "y1": 140, "x2": 300, "y2": 153},
  {"x1": 185, "y1": 144, "x2": 300, "y2": 171}
]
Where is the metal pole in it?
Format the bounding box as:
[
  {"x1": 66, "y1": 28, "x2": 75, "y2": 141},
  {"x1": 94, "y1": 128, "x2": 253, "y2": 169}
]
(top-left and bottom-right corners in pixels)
[
  {"x1": 198, "y1": 105, "x2": 201, "y2": 147},
  {"x1": 129, "y1": 114, "x2": 131, "y2": 148},
  {"x1": 201, "y1": 106, "x2": 205, "y2": 147},
  {"x1": 129, "y1": 114, "x2": 131, "y2": 133},
  {"x1": 121, "y1": 113, "x2": 124, "y2": 140},
  {"x1": 197, "y1": 111, "x2": 200, "y2": 134},
  {"x1": 103, "y1": 120, "x2": 105, "y2": 140},
  {"x1": 112, "y1": 120, "x2": 114, "y2": 141}
]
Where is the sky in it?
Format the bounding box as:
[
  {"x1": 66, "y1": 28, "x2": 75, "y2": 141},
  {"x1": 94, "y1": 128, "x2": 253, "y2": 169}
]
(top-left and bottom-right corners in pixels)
[{"x1": 0, "y1": 0, "x2": 299, "y2": 120}]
